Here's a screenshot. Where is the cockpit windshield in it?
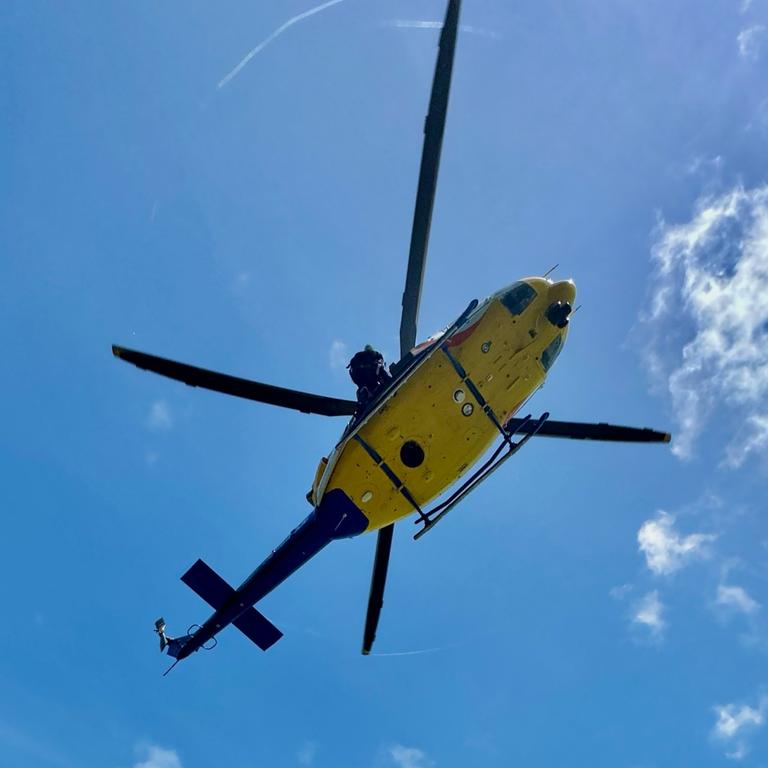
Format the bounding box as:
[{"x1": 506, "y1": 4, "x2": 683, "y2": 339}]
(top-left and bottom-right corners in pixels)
[
  {"x1": 541, "y1": 334, "x2": 563, "y2": 372},
  {"x1": 501, "y1": 281, "x2": 537, "y2": 316}
]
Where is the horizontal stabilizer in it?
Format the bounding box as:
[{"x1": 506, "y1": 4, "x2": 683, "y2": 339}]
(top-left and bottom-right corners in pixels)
[
  {"x1": 180, "y1": 558, "x2": 283, "y2": 651},
  {"x1": 181, "y1": 558, "x2": 234, "y2": 609},
  {"x1": 233, "y1": 609, "x2": 283, "y2": 651}
]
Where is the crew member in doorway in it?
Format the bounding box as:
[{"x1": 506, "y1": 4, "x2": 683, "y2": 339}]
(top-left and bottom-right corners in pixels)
[{"x1": 348, "y1": 345, "x2": 392, "y2": 406}]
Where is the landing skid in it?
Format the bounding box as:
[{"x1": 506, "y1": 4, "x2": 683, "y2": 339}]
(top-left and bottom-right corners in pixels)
[
  {"x1": 411, "y1": 347, "x2": 550, "y2": 538},
  {"x1": 413, "y1": 410, "x2": 548, "y2": 539}
]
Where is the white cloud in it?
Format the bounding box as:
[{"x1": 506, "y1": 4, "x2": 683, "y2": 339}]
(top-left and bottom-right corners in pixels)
[
  {"x1": 390, "y1": 745, "x2": 433, "y2": 768},
  {"x1": 329, "y1": 339, "x2": 348, "y2": 370},
  {"x1": 712, "y1": 697, "x2": 767, "y2": 760},
  {"x1": 642, "y1": 184, "x2": 768, "y2": 464},
  {"x1": 717, "y1": 584, "x2": 761, "y2": 614},
  {"x1": 134, "y1": 745, "x2": 182, "y2": 768},
  {"x1": 737, "y1": 25, "x2": 766, "y2": 60},
  {"x1": 632, "y1": 590, "x2": 666, "y2": 637},
  {"x1": 297, "y1": 742, "x2": 317, "y2": 766},
  {"x1": 147, "y1": 400, "x2": 172, "y2": 431},
  {"x1": 638, "y1": 512, "x2": 716, "y2": 575}
]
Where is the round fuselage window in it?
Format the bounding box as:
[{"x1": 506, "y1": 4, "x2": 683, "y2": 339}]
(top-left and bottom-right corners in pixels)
[{"x1": 400, "y1": 440, "x2": 425, "y2": 468}]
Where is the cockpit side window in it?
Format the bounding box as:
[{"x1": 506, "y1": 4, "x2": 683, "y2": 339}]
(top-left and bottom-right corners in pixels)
[
  {"x1": 501, "y1": 282, "x2": 537, "y2": 316},
  {"x1": 541, "y1": 334, "x2": 563, "y2": 372}
]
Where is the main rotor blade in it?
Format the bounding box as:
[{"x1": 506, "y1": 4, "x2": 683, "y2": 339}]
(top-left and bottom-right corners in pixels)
[
  {"x1": 506, "y1": 418, "x2": 671, "y2": 443},
  {"x1": 399, "y1": 0, "x2": 462, "y2": 358},
  {"x1": 361, "y1": 523, "x2": 395, "y2": 655},
  {"x1": 112, "y1": 345, "x2": 358, "y2": 417}
]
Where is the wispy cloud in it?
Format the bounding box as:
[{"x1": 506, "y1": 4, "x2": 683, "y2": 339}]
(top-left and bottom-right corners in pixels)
[
  {"x1": 638, "y1": 511, "x2": 716, "y2": 575},
  {"x1": 383, "y1": 19, "x2": 501, "y2": 40},
  {"x1": 685, "y1": 154, "x2": 723, "y2": 177},
  {"x1": 716, "y1": 584, "x2": 761, "y2": 615},
  {"x1": 737, "y1": 25, "x2": 766, "y2": 60},
  {"x1": 297, "y1": 742, "x2": 317, "y2": 767},
  {"x1": 609, "y1": 583, "x2": 634, "y2": 600},
  {"x1": 231, "y1": 271, "x2": 251, "y2": 296},
  {"x1": 218, "y1": 0, "x2": 347, "y2": 89},
  {"x1": 632, "y1": 590, "x2": 666, "y2": 638},
  {"x1": 0, "y1": 721, "x2": 73, "y2": 768},
  {"x1": 641, "y1": 184, "x2": 768, "y2": 465},
  {"x1": 725, "y1": 414, "x2": 768, "y2": 468},
  {"x1": 390, "y1": 745, "x2": 433, "y2": 768},
  {"x1": 134, "y1": 745, "x2": 183, "y2": 768},
  {"x1": 714, "y1": 565, "x2": 766, "y2": 646},
  {"x1": 329, "y1": 339, "x2": 348, "y2": 370},
  {"x1": 711, "y1": 696, "x2": 767, "y2": 760},
  {"x1": 146, "y1": 400, "x2": 172, "y2": 432}
]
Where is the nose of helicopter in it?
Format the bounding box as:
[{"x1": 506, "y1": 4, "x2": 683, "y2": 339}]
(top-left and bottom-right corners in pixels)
[
  {"x1": 548, "y1": 279, "x2": 576, "y2": 305},
  {"x1": 545, "y1": 279, "x2": 576, "y2": 329}
]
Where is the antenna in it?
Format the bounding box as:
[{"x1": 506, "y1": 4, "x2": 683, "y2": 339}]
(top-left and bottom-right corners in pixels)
[
  {"x1": 543, "y1": 263, "x2": 559, "y2": 279},
  {"x1": 162, "y1": 659, "x2": 181, "y2": 677}
]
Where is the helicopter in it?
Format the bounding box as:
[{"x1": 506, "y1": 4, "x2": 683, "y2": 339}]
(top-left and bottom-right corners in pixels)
[{"x1": 112, "y1": 0, "x2": 670, "y2": 671}]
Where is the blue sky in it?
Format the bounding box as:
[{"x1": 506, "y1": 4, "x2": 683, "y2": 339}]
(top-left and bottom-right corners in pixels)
[{"x1": 2, "y1": 0, "x2": 768, "y2": 766}]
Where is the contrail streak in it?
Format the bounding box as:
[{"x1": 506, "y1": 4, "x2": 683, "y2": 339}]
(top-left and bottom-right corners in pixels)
[
  {"x1": 384, "y1": 19, "x2": 501, "y2": 40},
  {"x1": 390, "y1": 20, "x2": 443, "y2": 29},
  {"x1": 368, "y1": 643, "x2": 462, "y2": 657},
  {"x1": 218, "y1": 0, "x2": 346, "y2": 89}
]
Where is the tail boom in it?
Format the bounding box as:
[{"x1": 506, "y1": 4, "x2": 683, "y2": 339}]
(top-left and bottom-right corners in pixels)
[{"x1": 165, "y1": 489, "x2": 367, "y2": 661}]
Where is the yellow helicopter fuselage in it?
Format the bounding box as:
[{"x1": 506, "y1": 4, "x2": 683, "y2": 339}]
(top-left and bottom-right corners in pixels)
[{"x1": 314, "y1": 277, "x2": 576, "y2": 532}]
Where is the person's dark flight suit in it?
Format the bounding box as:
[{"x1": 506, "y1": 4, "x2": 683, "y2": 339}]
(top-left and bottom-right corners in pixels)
[
  {"x1": 304, "y1": 346, "x2": 392, "y2": 503},
  {"x1": 347, "y1": 346, "x2": 392, "y2": 406}
]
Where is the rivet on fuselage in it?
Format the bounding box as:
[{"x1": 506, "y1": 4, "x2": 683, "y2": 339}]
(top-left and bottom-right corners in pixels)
[
  {"x1": 481, "y1": 341, "x2": 491, "y2": 353},
  {"x1": 361, "y1": 491, "x2": 373, "y2": 503},
  {"x1": 453, "y1": 388, "x2": 465, "y2": 403},
  {"x1": 461, "y1": 403, "x2": 474, "y2": 417}
]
